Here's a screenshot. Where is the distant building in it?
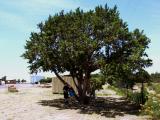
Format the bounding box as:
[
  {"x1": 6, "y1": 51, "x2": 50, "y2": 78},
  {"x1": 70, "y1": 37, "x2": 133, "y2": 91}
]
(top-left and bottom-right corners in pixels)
[
  {"x1": 52, "y1": 75, "x2": 77, "y2": 94},
  {"x1": 31, "y1": 75, "x2": 45, "y2": 83},
  {"x1": 5, "y1": 79, "x2": 16, "y2": 84}
]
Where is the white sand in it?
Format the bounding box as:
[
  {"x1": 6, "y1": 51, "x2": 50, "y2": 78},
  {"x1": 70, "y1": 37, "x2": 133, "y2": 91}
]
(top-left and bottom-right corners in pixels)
[{"x1": 0, "y1": 86, "x2": 150, "y2": 120}]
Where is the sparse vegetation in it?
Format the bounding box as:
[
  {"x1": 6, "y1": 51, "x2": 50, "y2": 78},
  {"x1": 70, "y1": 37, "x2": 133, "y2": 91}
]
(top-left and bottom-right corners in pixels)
[
  {"x1": 39, "y1": 78, "x2": 52, "y2": 84},
  {"x1": 108, "y1": 85, "x2": 148, "y2": 105},
  {"x1": 140, "y1": 83, "x2": 160, "y2": 119}
]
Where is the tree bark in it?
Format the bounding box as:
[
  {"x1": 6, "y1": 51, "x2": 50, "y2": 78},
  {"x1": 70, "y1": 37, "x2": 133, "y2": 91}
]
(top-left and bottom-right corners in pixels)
[
  {"x1": 71, "y1": 75, "x2": 78, "y2": 90},
  {"x1": 141, "y1": 81, "x2": 144, "y2": 104},
  {"x1": 53, "y1": 69, "x2": 91, "y2": 104},
  {"x1": 53, "y1": 70, "x2": 66, "y2": 85},
  {"x1": 77, "y1": 72, "x2": 91, "y2": 104}
]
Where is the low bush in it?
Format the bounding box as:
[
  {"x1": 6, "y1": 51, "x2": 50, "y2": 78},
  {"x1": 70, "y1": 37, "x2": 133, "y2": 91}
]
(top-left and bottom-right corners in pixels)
[
  {"x1": 108, "y1": 85, "x2": 148, "y2": 105},
  {"x1": 141, "y1": 94, "x2": 160, "y2": 119},
  {"x1": 150, "y1": 83, "x2": 160, "y2": 93},
  {"x1": 140, "y1": 83, "x2": 160, "y2": 119},
  {"x1": 127, "y1": 89, "x2": 148, "y2": 105},
  {"x1": 39, "y1": 78, "x2": 52, "y2": 84}
]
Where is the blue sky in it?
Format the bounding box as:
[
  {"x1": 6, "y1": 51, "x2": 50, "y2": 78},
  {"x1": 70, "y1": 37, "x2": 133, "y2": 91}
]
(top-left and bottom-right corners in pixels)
[{"x1": 0, "y1": 0, "x2": 160, "y2": 80}]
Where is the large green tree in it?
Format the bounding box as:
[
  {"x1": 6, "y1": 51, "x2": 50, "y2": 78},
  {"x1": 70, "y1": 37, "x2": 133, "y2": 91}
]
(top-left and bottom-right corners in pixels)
[
  {"x1": 102, "y1": 26, "x2": 152, "y2": 88},
  {"x1": 22, "y1": 4, "x2": 151, "y2": 103}
]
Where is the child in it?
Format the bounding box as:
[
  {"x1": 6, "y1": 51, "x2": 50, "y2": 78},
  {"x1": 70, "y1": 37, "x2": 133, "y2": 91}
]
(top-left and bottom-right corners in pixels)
[
  {"x1": 69, "y1": 86, "x2": 75, "y2": 97},
  {"x1": 63, "y1": 83, "x2": 69, "y2": 104}
]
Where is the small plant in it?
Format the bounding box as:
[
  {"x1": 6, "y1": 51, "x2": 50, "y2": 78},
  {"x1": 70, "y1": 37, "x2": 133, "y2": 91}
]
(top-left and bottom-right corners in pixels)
[
  {"x1": 108, "y1": 85, "x2": 148, "y2": 105},
  {"x1": 150, "y1": 83, "x2": 160, "y2": 93},
  {"x1": 140, "y1": 83, "x2": 160, "y2": 119},
  {"x1": 127, "y1": 89, "x2": 148, "y2": 105},
  {"x1": 141, "y1": 94, "x2": 160, "y2": 119},
  {"x1": 39, "y1": 78, "x2": 52, "y2": 84}
]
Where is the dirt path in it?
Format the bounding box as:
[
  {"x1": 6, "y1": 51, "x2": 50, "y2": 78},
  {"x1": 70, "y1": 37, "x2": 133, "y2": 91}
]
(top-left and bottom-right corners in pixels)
[{"x1": 0, "y1": 86, "x2": 150, "y2": 120}]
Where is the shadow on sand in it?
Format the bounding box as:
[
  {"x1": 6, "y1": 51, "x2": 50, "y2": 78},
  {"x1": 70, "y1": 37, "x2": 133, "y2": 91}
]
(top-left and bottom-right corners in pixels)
[{"x1": 38, "y1": 96, "x2": 140, "y2": 118}]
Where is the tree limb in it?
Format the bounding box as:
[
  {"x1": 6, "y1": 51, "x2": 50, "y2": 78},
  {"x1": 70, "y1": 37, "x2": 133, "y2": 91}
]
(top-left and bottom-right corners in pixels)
[
  {"x1": 72, "y1": 75, "x2": 78, "y2": 90},
  {"x1": 53, "y1": 70, "x2": 66, "y2": 85}
]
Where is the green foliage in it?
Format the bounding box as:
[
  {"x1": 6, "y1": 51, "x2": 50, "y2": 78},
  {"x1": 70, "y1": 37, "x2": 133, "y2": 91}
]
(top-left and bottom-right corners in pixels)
[
  {"x1": 22, "y1": 4, "x2": 152, "y2": 102},
  {"x1": 150, "y1": 72, "x2": 160, "y2": 83},
  {"x1": 39, "y1": 78, "x2": 52, "y2": 84},
  {"x1": 108, "y1": 85, "x2": 148, "y2": 105},
  {"x1": 141, "y1": 83, "x2": 160, "y2": 119},
  {"x1": 90, "y1": 74, "x2": 106, "y2": 90},
  {"x1": 102, "y1": 61, "x2": 151, "y2": 89},
  {"x1": 151, "y1": 83, "x2": 160, "y2": 93},
  {"x1": 127, "y1": 89, "x2": 148, "y2": 105},
  {"x1": 141, "y1": 93, "x2": 160, "y2": 119}
]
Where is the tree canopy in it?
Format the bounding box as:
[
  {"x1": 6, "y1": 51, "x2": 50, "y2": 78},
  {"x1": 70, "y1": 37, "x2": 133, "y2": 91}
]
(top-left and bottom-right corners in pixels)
[{"x1": 22, "y1": 4, "x2": 152, "y2": 103}]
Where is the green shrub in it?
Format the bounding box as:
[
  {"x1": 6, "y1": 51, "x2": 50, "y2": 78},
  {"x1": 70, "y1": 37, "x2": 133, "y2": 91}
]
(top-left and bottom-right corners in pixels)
[
  {"x1": 127, "y1": 89, "x2": 148, "y2": 105},
  {"x1": 39, "y1": 78, "x2": 52, "y2": 84},
  {"x1": 108, "y1": 85, "x2": 148, "y2": 105},
  {"x1": 140, "y1": 82, "x2": 160, "y2": 119},
  {"x1": 141, "y1": 94, "x2": 160, "y2": 119},
  {"x1": 150, "y1": 83, "x2": 160, "y2": 93}
]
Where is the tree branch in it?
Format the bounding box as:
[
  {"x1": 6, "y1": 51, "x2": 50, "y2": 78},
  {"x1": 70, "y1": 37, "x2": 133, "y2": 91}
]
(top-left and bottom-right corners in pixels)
[
  {"x1": 53, "y1": 70, "x2": 66, "y2": 85},
  {"x1": 72, "y1": 75, "x2": 78, "y2": 90}
]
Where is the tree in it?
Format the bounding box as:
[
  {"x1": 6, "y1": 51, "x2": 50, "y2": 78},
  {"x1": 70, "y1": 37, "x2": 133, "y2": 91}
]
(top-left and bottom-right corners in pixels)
[
  {"x1": 1, "y1": 76, "x2": 6, "y2": 81},
  {"x1": 150, "y1": 72, "x2": 160, "y2": 82},
  {"x1": 90, "y1": 73, "x2": 106, "y2": 98},
  {"x1": 16, "y1": 79, "x2": 21, "y2": 84},
  {"x1": 22, "y1": 4, "x2": 151, "y2": 103},
  {"x1": 21, "y1": 79, "x2": 26, "y2": 83},
  {"x1": 135, "y1": 69, "x2": 150, "y2": 104},
  {"x1": 102, "y1": 28, "x2": 152, "y2": 88}
]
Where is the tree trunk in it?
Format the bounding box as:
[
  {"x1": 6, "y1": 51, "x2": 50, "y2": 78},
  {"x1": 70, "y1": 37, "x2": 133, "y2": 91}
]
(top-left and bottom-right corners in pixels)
[
  {"x1": 76, "y1": 73, "x2": 91, "y2": 104},
  {"x1": 53, "y1": 70, "x2": 66, "y2": 84},
  {"x1": 141, "y1": 81, "x2": 144, "y2": 104},
  {"x1": 54, "y1": 70, "x2": 91, "y2": 104},
  {"x1": 78, "y1": 89, "x2": 89, "y2": 104},
  {"x1": 76, "y1": 80, "x2": 88, "y2": 104}
]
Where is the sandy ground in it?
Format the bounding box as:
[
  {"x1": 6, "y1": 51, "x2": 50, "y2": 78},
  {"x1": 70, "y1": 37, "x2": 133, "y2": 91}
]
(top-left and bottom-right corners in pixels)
[{"x1": 0, "y1": 85, "x2": 151, "y2": 120}]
